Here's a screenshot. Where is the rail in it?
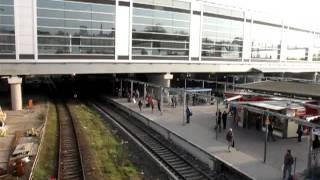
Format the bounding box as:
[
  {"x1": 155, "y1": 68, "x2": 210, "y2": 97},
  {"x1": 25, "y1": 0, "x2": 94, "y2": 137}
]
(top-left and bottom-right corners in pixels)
[{"x1": 104, "y1": 97, "x2": 253, "y2": 180}]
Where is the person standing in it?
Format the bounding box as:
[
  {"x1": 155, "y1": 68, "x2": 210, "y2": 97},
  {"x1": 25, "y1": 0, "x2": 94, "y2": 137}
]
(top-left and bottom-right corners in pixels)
[
  {"x1": 157, "y1": 99, "x2": 161, "y2": 112},
  {"x1": 135, "y1": 89, "x2": 140, "y2": 99},
  {"x1": 216, "y1": 110, "x2": 222, "y2": 132},
  {"x1": 313, "y1": 135, "x2": 320, "y2": 150},
  {"x1": 226, "y1": 128, "x2": 234, "y2": 152},
  {"x1": 138, "y1": 100, "x2": 143, "y2": 112},
  {"x1": 186, "y1": 106, "x2": 192, "y2": 124},
  {"x1": 283, "y1": 149, "x2": 294, "y2": 179},
  {"x1": 267, "y1": 122, "x2": 276, "y2": 141},
  {"x1": 222, "y1": 110, "x2": 227, "y2": 130},
  {"x1": 296, "y1": 125, "x2": 303, "y2": 142}
]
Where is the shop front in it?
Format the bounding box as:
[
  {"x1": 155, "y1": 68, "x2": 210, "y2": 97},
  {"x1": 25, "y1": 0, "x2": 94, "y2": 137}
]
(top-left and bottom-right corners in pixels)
[{"x1": 236, "y1": 101, "x2": 306, "y2": 138}]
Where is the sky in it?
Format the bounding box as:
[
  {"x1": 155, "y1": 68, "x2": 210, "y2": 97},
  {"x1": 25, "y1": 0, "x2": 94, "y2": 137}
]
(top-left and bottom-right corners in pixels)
[{"x1": 206, "y1": 0, "x2": 319, "y2": 30}]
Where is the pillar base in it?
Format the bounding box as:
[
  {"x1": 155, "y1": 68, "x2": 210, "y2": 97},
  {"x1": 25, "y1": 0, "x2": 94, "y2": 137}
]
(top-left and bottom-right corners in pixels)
[{"x1": 8, "y1": 77, "x2": 22, "y2": 111}]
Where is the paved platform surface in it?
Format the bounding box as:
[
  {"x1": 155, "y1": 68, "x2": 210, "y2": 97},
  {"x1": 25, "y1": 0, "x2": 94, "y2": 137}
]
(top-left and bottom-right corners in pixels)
[
  {"x1": 0, "y1": 99, "x2": 46, "y2": 171},
  {"x1": 112, "y1": 98, "x2": 310, "y2": 180}
]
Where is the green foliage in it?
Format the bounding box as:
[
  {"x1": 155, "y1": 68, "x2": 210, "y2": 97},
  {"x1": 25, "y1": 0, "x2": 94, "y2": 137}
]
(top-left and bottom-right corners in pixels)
[
  {"x1": 75, "y1": 104, "x2": 140, "y2": 179},
  {"x1": 33, "y1": 103, "x2": 58, "y2": 180}
]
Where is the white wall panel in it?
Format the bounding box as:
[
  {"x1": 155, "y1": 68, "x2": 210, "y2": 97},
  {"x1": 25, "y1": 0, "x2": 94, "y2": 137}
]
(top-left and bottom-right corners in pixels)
[
  {"x1": 190, "y1": 14, "x2": 201, "y2": 58},
  {"x1": 116, "y1": 6, "x2": 130, "y2": 56},
  {"x1": 15, "y1": 0, "x2": 35, "y2": 56}
]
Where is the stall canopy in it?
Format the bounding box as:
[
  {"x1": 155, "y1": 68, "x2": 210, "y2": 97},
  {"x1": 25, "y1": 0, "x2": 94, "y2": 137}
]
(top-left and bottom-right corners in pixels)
[
  {"x1": 247, "y1": 101, "x2": 287, "y2": 111},
  {"x1": 185, "y1": 88, "x2": 212, "y2": 93},
  {"x1": 225, "y1": 95, "x2": 243, "y2": 102}
]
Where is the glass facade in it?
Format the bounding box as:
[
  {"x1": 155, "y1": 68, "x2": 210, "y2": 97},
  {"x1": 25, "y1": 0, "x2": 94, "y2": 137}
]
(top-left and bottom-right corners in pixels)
[
  {"x1": 286, "y1": 29, "x2": 311, "y2": 61},
  {"x1": 132, "y1": 0, "x2": 190, "y2": 60},
  {"x1": 313, "y1": 33, "x2": 320, "y2": 61},
  {"x1": 202, "y1": 7, "x2": 243, "y2": 60},
  {"x1": 37, "y1": 0, "x2": 115, "y2": 58},
  {"x1": 0, "y1": 0, "x2": 15, "y2": 55},
  {"x1": 251, "y1": 23, "x2": 281, "y2": 60}
]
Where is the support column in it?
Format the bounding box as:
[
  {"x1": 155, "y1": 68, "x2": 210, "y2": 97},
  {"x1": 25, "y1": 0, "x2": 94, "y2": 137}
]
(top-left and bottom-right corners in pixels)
[
  {"x1": 130, "y1": 80, "x2": 133, "y2": 99},
  {"x1": 8, "y1": 77, "x2": 23, "y2": 111},
  {"x1": 160, "y1": 87, "x2": 163, "y2": 115},
  {"x1": 120, "y1": 80, "x2": 123, "y2": 97},
  {"x1": 143, "y1": 83, "x2": 147, "y2": 100},
  {"x1": 232, "y1": 76, "x2": 235, "y2": 91},
  {"x1": 202, "y1": 80, "x2": 205, "y2": 88}
]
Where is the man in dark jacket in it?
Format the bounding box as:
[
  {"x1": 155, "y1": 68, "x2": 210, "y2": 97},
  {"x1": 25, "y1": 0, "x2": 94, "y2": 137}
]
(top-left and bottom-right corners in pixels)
[
  {"x1": 267, "y1": 122, "x2": 276, "y2": 141},
  {"x1": 297, "y1": 125, "x2": 303, "y2": 142},
  {"x1": 222, "y1": 110, "x2": 227, "y2": 130},
  {"x1": 186, "y1": 106, "x2": 192, "y2": 124},
  {"x1": 216, "y1": 110, "x2": 222, "y2": 132},
  {"x1": 283, "y1": 149, "x2": 294, "y2": 179}
]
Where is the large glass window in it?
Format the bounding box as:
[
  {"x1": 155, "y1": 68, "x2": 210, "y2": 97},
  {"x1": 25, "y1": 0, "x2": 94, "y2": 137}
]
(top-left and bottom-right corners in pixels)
[
  {"x1": 251, "y1": 23, "x2": 281, "y2": 60},
  {"x1": 286, "y1": 29, "x2": 311, "y2": 61},
  {"x1": 132, "y1": 0, "x2": 190, "y2": 60},
  {"x1": 37, "y1": 0, "x2": 115, "y2": 57},
  {"x1": 0, "y1": 0, "x2": 15, "y2": 55},
  {"x1": 313, "y1": 33, "x2": 320, "y2": 61},
  {"x1": 202, "y1": 14, "x2": 243, "y2": 60}
]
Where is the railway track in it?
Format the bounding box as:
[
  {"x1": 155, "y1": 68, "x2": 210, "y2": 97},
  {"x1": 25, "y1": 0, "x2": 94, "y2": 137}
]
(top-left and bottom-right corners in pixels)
[
  {"x1": 57, "y1": 102, "x2": 84, "y2": 180},
  {"x1": 93, "y1": 100, "x2": 227, "y2": 180}
]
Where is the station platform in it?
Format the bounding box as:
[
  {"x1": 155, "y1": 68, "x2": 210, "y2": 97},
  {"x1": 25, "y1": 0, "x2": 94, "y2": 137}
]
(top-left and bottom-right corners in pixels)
[{"x1": 111, "y1": 98, "x2": 310, "y2": 180}]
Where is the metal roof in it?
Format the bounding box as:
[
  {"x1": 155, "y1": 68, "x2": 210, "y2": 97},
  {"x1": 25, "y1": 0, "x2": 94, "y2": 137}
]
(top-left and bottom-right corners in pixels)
[{"x1": 236, "y1": 81, "x2": 320, "y2": 98}]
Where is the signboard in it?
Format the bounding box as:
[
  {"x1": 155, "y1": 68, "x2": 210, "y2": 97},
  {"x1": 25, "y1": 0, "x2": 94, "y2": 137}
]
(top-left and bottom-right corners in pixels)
[{"x1": 164, "y1": 73, "x2": 173, "y2": 80}]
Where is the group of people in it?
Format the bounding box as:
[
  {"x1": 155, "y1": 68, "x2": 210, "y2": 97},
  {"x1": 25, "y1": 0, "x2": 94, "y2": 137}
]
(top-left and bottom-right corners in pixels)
[
  {"x1": 136, "y1": 93, "x2": 162, "y2": 113},
  {"x1": 216, "y1": 109, "x2": 228, "y2": 131}
]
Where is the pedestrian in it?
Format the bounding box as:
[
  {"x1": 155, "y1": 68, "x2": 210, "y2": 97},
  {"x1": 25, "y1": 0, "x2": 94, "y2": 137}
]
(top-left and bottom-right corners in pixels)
[
  {"x1": 151, "y1": 100, "x2": 154, "y2": 113},
  {"x1": 135, "y1": 89, "x2": 140, "y2": 99},
  {"x1": 226, "y1": 128, "x2": 234, "y2": 152},
  {"x1": 313, "y1": 135, "x2": 320, "y2": 150},
  {"x1": 173, "y1": 95, "x2": 177, "y2": 108},
  {"x1": 138, "y1": 100, "x2": 143, "y2": 112},
  {"x1": 216, "y1": 109, "x2": 222, "y2": 132},
  {"x1": 222, "y1": 110, "x2": 227, "y2": 130},
  {"x1": 296, "y1": 125, "x2": 303, "y2": 142},
  {"x1": 186, "y1": 106, "x2": 192, "y2": 124},
  {"x1": 157, "y1": 99, "x2": 161, "y2": 112},
  {"x1": 267, "y1": 122, "x2": 276, "y2": 141},
  {"x1": 282, "y1": 149, "x2": 294, "y2": 179}
]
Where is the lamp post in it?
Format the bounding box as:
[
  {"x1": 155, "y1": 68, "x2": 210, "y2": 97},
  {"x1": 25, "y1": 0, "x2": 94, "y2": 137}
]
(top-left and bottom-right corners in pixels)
[{"x1": 264, "y1": 114, "x2": 270, "y2": 163}]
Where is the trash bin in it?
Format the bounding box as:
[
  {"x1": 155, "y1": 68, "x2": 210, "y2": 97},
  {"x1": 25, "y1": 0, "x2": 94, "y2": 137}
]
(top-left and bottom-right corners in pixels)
[{"x1": 28, "y1": 99, "x2": 33, "y2": 109}]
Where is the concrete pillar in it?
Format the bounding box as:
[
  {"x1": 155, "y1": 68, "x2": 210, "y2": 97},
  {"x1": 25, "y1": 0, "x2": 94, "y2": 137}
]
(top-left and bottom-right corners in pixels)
[
  {"x1": 8, "y1": 77, "x2": 23, "y2": 111},
  {"x1": 130, "y1": 80, "x2": 133, "y2": 99},
  {"x1": 184, "y1": 79, "x2": 187, "y2": 89},
  {"x1": 314, "y1": 72, "x2": 318, "y2": 82},
  {"x1": 143, "y1": 83, "x2": 147, "y2": 100},
  {"x1": 232, "y1": 76, "x2": 235, "y2": 91},
  {"x1": 147, "y1": 73, "x2": 172, "y2": 102},
  {"x1": 120, "y1": 80, "x2": 123, "y2": 97},
  {"x1": 160, "y1": 87, "x2": 163, "y2": 115},
  {"x1": 202, "y1": 80, "x2": 205, "y2": 88}
]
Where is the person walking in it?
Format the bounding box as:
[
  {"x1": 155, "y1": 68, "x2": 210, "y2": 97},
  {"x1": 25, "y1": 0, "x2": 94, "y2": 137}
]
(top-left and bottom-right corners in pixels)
[
  {"x1": 282, "y1": 149, "x2": 294, "y2": 179},
  {"x1": 216, "y1": 110, "x2": 222, "y2": 132},
  {"x1": 267, "y1": 122, "x2": 276, "y2": 141},
  {"x1": 313, "y1": 135, "x2": 320, "y2": 150},
  {"x1": 157, "y1": 99, "x2": 161, "y2": 112},
  {"x1": 138, "y1": 100, "x2": 143, "y2": 112},
  {"x1": 186, "y1": 106, "x2": 192, "y2": 124},
  {"x1": 296, "y1": 125, "x2": 303, "y2": 142},
  {"x1": 151, "y1": 100, "x2": 154, "y2": 113},
  {"x1": 135, "y1": 89, "x2": 140, "y2": 99},
  {"x1": 226, "y1": 128, "x2": 234, "y2": 152},
  {"x1": 222, "y1": 110, "x2": 227, "y2": 130}
]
